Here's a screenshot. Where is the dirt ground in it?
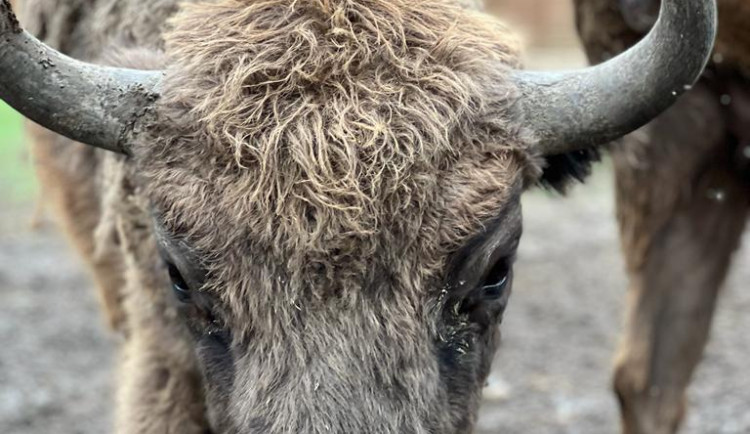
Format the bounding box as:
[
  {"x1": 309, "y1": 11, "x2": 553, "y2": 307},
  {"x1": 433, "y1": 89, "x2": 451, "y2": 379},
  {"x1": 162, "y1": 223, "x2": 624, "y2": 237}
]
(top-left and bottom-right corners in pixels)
[{"x1": 1, "y1": 163, "x2": 749, "y2": 434}]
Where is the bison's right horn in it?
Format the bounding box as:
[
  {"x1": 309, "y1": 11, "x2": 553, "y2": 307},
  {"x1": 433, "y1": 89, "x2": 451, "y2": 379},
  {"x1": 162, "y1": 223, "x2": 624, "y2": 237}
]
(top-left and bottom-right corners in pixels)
[
  {"x1": 0, "y1": 0, "x2": 162, "y2": 154},
  {"x1": 513, "y1": 0, "x2": 717, "y2": 156}
]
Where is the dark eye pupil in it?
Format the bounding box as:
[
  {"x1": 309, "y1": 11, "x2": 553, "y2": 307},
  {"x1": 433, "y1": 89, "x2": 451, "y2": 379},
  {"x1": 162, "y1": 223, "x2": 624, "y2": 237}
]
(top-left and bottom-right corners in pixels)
[
  {"x1": 167, "y1": 262, "x2": 191, "y2": 302},
  {"x1": 482, "y1": 259, "x2": 509, "y2": 299}
]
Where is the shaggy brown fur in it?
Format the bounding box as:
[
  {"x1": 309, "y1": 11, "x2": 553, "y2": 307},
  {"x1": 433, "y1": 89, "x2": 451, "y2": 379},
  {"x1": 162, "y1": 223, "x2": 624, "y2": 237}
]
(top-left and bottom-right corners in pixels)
[
  {"x1": 148, "y1": 0, "x2": 524, "y2": 328},
  {"x1": 574, "y1": 1, "x2": 750, "y2": 433},
  {"x1": 20, "y1": 0, "x2": 551, "y2": 432}
]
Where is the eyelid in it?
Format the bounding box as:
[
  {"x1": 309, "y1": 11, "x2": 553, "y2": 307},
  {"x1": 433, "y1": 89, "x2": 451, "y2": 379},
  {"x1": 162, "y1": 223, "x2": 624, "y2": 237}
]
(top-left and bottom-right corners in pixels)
[
  {"x1": 487, "y1": 234, "x2": 519, "y2": 263},
  {"x1": 446, "y1": 205, "x2": 520, "y2": 301},
  {"x1": 155, "y1": 225, "x2": 208, "y2": 288},
  {"x1": 159, "y1": 243, "x2": 207, "y2": 291},
  {"x1": 167, "y1": 261, "x2": 190, "y2": 289}
]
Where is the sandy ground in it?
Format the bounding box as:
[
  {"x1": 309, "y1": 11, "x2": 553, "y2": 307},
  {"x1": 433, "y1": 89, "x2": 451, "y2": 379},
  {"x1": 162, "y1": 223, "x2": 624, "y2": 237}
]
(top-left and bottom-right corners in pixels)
[{"x1": 1, "y1": 163, "x2": 749, "y2": 434}]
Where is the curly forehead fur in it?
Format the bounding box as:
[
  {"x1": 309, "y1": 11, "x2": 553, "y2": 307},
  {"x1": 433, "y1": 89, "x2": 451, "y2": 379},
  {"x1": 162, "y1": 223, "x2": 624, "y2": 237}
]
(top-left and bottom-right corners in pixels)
[{"x1": 140, "y1": 0, "x2": 529, "y2": 300}]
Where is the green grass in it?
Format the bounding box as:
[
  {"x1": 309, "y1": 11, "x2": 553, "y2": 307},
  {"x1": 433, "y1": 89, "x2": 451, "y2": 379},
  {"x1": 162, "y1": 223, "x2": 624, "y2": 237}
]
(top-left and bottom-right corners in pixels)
[{"x1": 0, "y1": 102, "x2": 37, "y2": 204}]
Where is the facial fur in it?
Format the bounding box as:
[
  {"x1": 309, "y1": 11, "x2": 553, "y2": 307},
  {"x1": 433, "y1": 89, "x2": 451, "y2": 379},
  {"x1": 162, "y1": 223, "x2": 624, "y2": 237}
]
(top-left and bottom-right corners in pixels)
[
  {"x1": 29, "y1": 0, "x2": 541, "y2": 432},
  {"x1": 120, "y1": 0, "x2": 533, "y2": 432}
]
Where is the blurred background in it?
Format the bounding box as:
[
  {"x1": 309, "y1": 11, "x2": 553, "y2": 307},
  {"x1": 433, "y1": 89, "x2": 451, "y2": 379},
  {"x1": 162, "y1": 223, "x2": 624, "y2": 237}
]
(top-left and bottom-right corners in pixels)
[{"x1": 1, "y1": 1, "x2": 749, "y2": 433}]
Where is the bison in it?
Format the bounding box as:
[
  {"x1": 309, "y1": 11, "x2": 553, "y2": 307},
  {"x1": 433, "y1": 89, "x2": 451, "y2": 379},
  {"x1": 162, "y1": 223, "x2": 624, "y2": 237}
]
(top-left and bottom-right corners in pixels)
[
  {"x1": 1, "y1": 0, "x2": 715, "y2": 432},
  {"x1": 575, "y1": 0, "x2": 750, "y2": 433}
]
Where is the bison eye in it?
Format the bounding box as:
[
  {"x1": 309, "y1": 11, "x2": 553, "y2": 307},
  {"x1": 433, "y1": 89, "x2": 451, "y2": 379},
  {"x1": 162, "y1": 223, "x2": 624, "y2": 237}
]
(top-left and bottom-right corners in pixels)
[
  {"x1": 481, "y1": 258, "x2": 510, "y2": 299},
  {"x1": 167, "y1": 262, "x2": 191, "y2": 303}
]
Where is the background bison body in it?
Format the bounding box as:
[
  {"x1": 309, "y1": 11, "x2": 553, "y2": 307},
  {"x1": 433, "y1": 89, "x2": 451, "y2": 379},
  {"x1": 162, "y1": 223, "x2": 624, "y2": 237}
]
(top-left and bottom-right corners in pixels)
[{"x1": 575, "y1": 0, "x2": 750, "y2": 432}]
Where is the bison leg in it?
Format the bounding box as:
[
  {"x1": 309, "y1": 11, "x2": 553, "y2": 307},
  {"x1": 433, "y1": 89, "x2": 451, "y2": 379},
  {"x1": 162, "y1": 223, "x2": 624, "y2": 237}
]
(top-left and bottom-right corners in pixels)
[{"x1": 611, "y1": 87, "x2": 750, "y2": 434}]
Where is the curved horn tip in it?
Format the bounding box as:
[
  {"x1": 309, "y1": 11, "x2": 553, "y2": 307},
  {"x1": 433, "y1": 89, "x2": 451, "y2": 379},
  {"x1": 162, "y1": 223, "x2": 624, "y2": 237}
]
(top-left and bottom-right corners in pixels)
[{"x1": 514, "y1": 0, "x2": 718, "y2": 156}]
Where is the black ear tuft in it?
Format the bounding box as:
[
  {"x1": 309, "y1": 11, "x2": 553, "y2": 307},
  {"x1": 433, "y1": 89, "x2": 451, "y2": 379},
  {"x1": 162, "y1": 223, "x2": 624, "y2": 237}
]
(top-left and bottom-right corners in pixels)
[{"x1": 538, "y1": 147, "x2": 601, "y2": 193}]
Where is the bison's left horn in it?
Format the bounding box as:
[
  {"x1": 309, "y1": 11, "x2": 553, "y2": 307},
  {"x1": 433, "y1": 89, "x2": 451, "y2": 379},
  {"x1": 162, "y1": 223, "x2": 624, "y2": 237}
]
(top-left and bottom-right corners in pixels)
[
  {"x1": 0, "y1": 0, "x2": 162, "y2": 154},
  {"x1": 513, "y1": 0, "x2": 717, "y2": 156}
]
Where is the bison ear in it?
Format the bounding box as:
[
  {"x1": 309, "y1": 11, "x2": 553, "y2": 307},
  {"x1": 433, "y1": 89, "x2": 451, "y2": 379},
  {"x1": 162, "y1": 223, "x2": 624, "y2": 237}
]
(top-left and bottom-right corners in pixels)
[
  {"x1": 619, "y1": 0, "x2": 660, "y2": 33},
  {"x1": 512, "y1": 0, "x2": 716, "y2": 156},
  {"x1": 0, "y1": 0, "x2": 163, "y2": 154}
]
